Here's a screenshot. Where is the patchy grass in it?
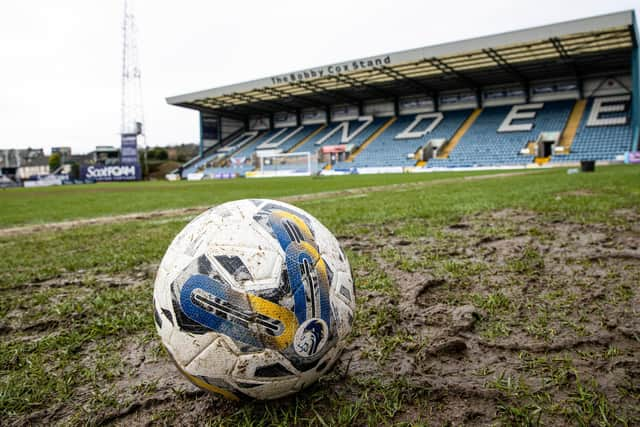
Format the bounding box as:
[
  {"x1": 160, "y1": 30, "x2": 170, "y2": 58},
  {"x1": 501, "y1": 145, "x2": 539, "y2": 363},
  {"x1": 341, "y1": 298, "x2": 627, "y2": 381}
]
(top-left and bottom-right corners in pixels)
[
  {"x1": 0, "y1": 169, "x2": 510, "y2": 227},
  {"x1": 1, "y1": 165, "x2": 639, "y2": 425}
]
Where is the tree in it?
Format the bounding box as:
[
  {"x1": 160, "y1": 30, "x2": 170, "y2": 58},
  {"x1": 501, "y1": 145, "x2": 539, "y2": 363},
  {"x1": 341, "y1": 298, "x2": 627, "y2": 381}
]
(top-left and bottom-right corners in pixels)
[
  {"x1": 70, "y1": 162, "x2": 80, "y2": 180},
  {"x1": 138, "y1": 150, "x2": 148, "y2": 179},
  {"x1": 49, "y1": 153, "x2": 61, "y2": 172},
  {"x1": 148, "y1": 147, "x2": 168, "y2": 160}
]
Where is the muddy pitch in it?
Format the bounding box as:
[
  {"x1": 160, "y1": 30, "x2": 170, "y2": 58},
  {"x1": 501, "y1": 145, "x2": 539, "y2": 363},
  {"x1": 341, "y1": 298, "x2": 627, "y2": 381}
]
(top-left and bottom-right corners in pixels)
[
  {"x1": 4, "y1": 208, "x2": 639, "y2": 426},
  {"x1": 340, "y1": 209, "x2": 640, "y2": 425}
]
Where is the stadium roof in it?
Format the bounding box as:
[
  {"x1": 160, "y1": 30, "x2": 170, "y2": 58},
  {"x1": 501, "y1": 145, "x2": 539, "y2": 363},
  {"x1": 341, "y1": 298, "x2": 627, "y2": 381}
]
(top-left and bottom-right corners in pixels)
[{"x1": 167, "y1": 10, "x2": 637, "y2": 119}]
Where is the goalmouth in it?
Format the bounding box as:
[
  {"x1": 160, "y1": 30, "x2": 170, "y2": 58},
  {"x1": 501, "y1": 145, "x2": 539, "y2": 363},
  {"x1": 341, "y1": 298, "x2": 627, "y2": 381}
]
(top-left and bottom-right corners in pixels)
[{"x1": 249, "y1": 151, "x2": 317, "y2": 178}]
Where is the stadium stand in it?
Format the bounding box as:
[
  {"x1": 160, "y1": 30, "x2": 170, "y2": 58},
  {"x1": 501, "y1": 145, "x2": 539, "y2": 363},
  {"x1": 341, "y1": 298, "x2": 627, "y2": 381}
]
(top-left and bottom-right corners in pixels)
[
  {"x1": 428, "y1": 101, "x2": 574, "y2": 168},
  {"x1": 291, "y1": 117, "x2": 389, "y2": 157},
  {"x1": 185, "y1": 97, "x2": 634, "y2": 176},
  {"x1": 198, "y1": 125, "x2": 324, "y2": 177},
  {"x1": 199, "y1": 129, "x2": 285, "y2": 176},
  {"x1": 168, "y1": 11, "x2": 639, "y2": 178},
  {"x1": 335, "y1": 111, "x2": 472, "y2": 169},
  {"x1": 556, "y1": 100, "x2": 587, "y2": 153},
  {"x1": 182, "y1": 131, "x2": 260, "y2": 176},
  {"x1": 235, "y1": 128, "x2": 284, "y2": 157},
  {"x1": 261, "y1": 125, "x2": 323, "y2": 153},
  {"x1": 551, "y1": 97, "x2": 633, "y2": 163}
]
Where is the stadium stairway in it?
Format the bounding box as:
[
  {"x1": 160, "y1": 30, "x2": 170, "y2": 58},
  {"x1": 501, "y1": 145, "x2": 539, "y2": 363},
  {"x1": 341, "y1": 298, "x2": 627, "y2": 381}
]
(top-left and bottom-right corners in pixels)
[
  {"x1": 182, "y1": 131, "x2": 260, "y2": 176},
  {"x1": 345, "y1": 117, "x2": 397, "y2": 162},
  {"x1": 249, "y1": 125, "x2": 325, "y2": 155},
  {"x1": 290, "y1": 117, "x2": 389, "y2": 170},
  {"x1": 534, "y1": 156, "x2": 550, "y2": 165},
  {"x1": 333, "y1": 111, "x2": 472, "y2": 169},
  {"x1": 212, "y1": 131, "x2": 279, "y2": 168},
  {"x1": 287, "y1": 125, "x2": 327, "y2": 153},
  {"x1": 556, "y1": 99, "x2": 587, "y2": 155},
  {"x1": 429, "y1": 100, "x2": 574, "y2": 168},
  {"x1": 204, "y1": 129, "x2": 286, "y2": 175},
  {"x1": 202, "y1": 126, "x2": 327, "y2": 177},
  {"x1": 234, "y1": 128, "x2": 286, "y2": 159},
  {"x1": 436, "y1": 108, "x2": 483, "y2": 159},
  {"x1": 525, "y1": 141, "x2": 537, "y2": 155},
  {"x1": 550, "y1": 97, "x2": 633, "y2": 163},
  {"x1": 178, "y1": 127, "x2": 246, "y2": 174}
]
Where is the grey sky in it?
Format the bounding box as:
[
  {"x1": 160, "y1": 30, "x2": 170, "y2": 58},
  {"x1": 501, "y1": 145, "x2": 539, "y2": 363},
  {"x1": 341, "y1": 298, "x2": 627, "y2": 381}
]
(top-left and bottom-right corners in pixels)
[{"x1": 0, "y1": 0, "x2": 637, "y2": 154}]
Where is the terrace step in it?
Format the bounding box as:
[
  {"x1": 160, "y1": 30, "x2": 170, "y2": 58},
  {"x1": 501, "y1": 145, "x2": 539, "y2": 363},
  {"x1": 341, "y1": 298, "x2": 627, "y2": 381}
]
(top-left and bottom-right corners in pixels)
[
  {"x1": 287, "y1": 124, "x2": 327, "y2": 153},
  {"x1": 535, "y1": 156, "x2": 550, "y2": 165},
  {"x1": 437, "y1": 108, "x2": 483, "y2": 159},
  {"x1": 556, "y1": 99, "x2": 587, "y2": 154},
  {"x1": 346, "y1": 116, "x2": 397, "y2": 162},
  {"x1": 213, "y1": 132, "x2": 262, "y2": 167}
]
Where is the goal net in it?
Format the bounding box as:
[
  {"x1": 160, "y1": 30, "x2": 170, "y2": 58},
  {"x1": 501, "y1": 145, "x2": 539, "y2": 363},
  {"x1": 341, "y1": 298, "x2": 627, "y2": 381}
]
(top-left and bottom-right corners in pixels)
[{"x1": 257, "y1": 151, "x2": 317, "y2": 177}]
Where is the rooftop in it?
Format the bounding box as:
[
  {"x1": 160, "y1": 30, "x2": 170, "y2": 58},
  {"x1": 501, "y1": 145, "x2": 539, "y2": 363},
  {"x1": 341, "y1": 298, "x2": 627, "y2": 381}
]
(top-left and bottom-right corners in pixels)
[{"x1": 167, "y1": 10, "x2": 637, "y2": 119}]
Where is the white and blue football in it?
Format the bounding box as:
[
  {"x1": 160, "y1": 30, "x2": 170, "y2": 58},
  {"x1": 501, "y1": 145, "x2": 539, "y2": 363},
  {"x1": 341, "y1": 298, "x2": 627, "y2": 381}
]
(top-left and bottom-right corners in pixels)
[{"x1": 153, "y1": 199, "x2": 355, "y2": 400}]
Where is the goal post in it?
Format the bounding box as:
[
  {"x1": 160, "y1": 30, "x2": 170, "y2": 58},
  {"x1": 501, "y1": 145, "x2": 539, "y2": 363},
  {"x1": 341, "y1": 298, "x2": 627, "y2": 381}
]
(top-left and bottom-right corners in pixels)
[{"x1": 257, "y1": 151, "x2": 317, "y2": 177}]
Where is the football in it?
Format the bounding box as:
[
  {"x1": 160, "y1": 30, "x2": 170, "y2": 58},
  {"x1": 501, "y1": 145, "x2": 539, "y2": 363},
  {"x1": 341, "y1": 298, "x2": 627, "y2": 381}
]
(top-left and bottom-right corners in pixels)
[{"x1": 152, "y1": 199, "x2": 355, "y2": 400}]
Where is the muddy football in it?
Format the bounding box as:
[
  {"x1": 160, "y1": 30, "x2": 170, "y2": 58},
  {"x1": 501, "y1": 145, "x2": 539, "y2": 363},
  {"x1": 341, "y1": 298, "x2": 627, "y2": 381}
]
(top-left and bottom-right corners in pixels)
[{"x1": 153, "y1": 199, "x2": 355, "y2": 400}]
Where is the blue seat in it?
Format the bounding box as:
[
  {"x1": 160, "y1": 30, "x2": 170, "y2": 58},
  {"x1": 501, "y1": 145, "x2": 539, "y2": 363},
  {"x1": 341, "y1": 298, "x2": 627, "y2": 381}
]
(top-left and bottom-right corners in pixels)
[
  {"x1": 291, "y1": 117, "x2": 389, "y2": 155},
  {"x1": 181, "y1": 125, "x2": 323, "y2": 178},
  {"x1": 337, "y1": 111, "x2": 472, "y2": 169},
  {"x1": 550, "y1": 98, "x2": 632, "y2": 163},
  {"x1": 429, "y1": 100, "x2": 574, "y2": 168}
]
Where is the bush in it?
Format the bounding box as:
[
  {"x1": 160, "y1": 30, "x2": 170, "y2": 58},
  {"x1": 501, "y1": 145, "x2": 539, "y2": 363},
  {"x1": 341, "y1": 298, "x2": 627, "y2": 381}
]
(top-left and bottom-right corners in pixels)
[
  {"x1": 148, "y1": 147, "x2": 168, "y2": 161},
  {"x1": 49, "y1": 153, "x2": 61, "y2": 172}
]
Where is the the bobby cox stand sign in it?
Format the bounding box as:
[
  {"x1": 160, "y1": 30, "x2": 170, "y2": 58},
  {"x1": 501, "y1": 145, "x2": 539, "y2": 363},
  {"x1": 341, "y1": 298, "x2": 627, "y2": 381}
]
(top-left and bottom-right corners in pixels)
[{"x1": 81, "y1": 165, "x2": 141, "y2": 182}]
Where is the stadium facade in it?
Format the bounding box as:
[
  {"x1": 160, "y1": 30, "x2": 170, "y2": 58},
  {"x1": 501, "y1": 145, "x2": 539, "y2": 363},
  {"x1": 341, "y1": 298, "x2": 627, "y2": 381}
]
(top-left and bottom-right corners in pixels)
[{"x1": 167, "y1": 10, "x2": 640, "y2": 178}]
